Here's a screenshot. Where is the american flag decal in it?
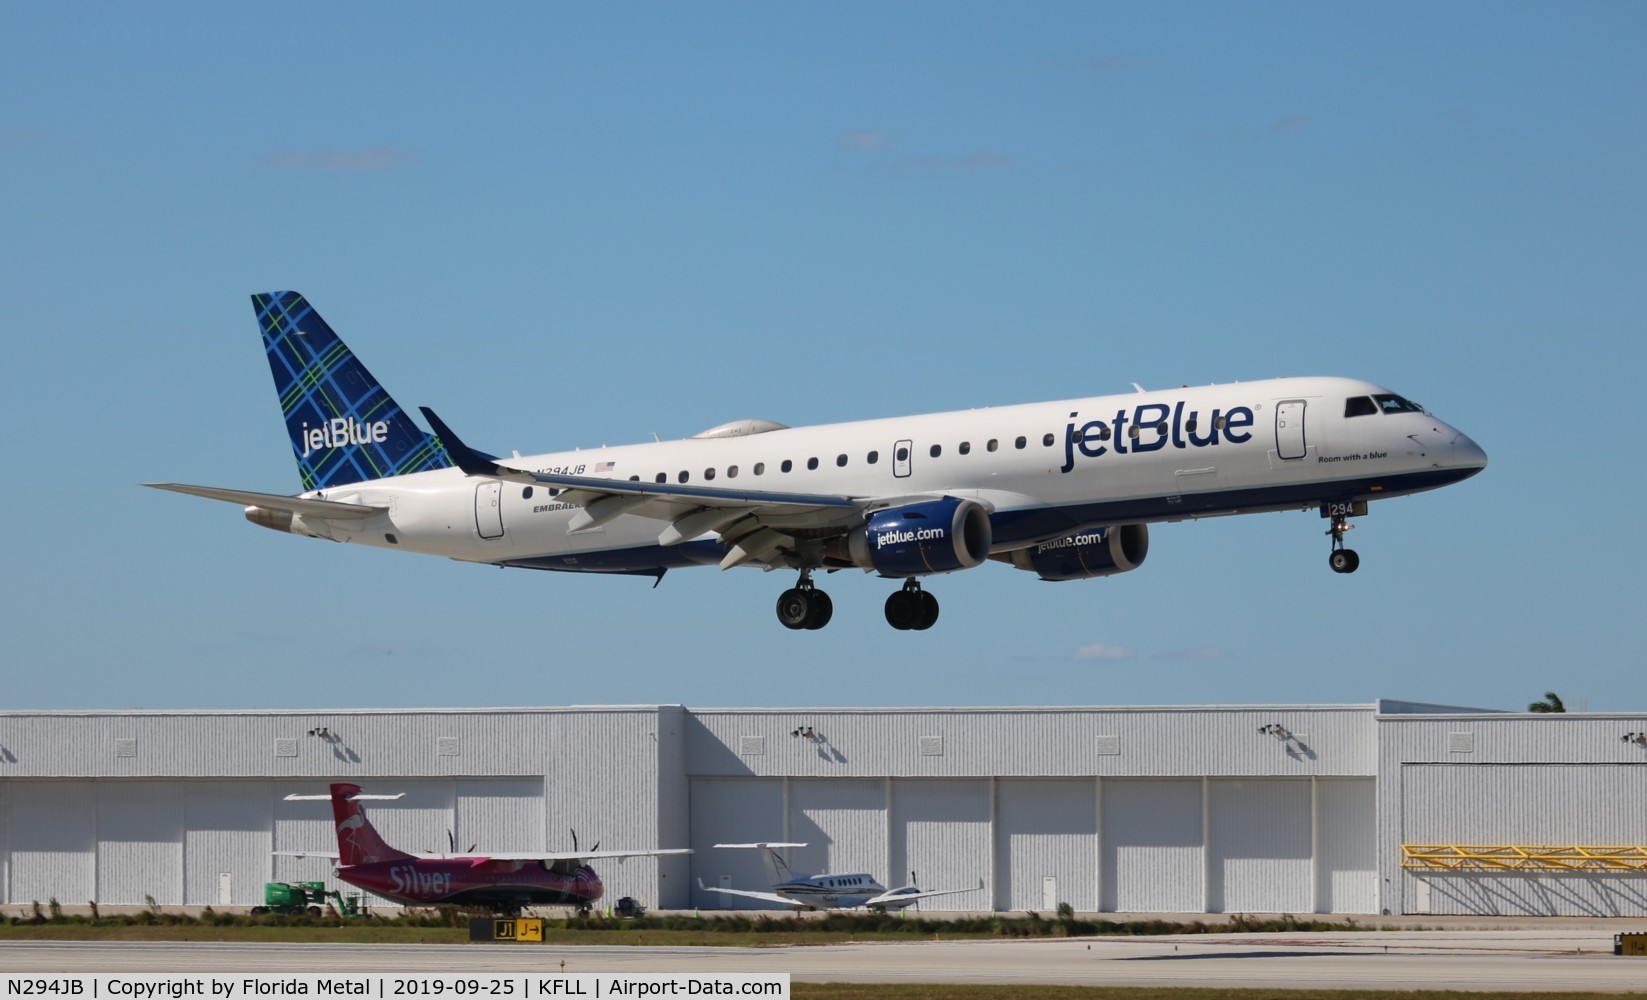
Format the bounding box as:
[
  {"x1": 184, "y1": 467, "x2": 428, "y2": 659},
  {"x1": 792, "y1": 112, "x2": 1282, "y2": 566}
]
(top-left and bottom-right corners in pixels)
[{"x1": 595, "y1": 461, "x2": 616, "y2": 473}]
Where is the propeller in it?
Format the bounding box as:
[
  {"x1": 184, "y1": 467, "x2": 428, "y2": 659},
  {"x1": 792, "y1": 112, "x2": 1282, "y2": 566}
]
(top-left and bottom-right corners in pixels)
[{"x1": 570, "y1": 829, "x2": 600, "y2": 855}]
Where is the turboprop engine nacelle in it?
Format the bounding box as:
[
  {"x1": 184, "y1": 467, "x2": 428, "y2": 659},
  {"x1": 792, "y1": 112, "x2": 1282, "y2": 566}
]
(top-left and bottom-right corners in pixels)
[
  {"x1": 1003, "y1": 524, "x2": 1149, "y2": 581},
  {"x1": 837, "y1": 497, "x2": 993, "y2": 578}
]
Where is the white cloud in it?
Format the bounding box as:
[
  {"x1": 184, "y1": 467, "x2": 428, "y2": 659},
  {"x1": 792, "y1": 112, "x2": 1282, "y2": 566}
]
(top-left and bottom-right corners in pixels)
[{"x1": 1072, "y1": 642, "x2": 1131, "y2": 661}]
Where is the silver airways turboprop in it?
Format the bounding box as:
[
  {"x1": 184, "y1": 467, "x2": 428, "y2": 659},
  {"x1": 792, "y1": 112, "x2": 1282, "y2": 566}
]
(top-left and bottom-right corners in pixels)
[{"x1": 146, "y1": 292, "x2": 1488, "y2": 631}]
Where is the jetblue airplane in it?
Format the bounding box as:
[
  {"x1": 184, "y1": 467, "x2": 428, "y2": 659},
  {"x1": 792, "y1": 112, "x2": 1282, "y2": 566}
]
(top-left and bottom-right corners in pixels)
[
  {"x1": 699, "y1": 843, "x2": 980, "y2": 911},
  {"x1": 147, "y1": 291, "x2": 1487, "y2": 631}
]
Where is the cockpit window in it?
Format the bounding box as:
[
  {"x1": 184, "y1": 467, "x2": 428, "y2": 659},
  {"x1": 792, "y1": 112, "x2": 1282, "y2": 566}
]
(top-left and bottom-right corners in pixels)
[
  {"x1": 1344, "y1": 396, "x2": 1377, "y2": 418},
  {"x1": 1372, "y1": 393, "x2": 1424, "y2": 414}
]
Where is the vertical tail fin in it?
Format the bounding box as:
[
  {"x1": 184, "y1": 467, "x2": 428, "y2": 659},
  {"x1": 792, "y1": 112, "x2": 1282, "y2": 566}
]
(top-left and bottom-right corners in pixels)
[
  {"x1": 329, "y1": 783, "x2": 415, "y2": 866},
  {"x1": 253, "y1": 291, "x2": 451, "y2": 491}
]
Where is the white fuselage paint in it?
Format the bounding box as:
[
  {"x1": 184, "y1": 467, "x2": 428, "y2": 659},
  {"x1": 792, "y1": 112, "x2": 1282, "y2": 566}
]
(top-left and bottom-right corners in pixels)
[{"x1": 286, "y1": 377, "x2": 1485, "y2": 567}]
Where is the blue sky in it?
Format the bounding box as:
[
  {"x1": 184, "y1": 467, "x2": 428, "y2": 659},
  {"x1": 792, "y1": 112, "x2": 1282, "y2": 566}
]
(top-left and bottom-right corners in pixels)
[{"x1": 2, "y1": 2, "x2": 1642, "y2": 713}]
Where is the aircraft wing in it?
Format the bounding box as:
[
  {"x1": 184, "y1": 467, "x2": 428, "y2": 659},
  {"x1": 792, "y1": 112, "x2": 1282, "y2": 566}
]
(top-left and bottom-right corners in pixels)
[
  {"x1": 271, "y1": 850, "x2": 341, "y2": 860},
  {"x1": 419, "y1": 408, "x2": 872, "y2": 565},
  {"x1": 457, "y1": 848, "x2": 692, "y2": 868},
  {"x1": 696, "y1": 879, "x2": 807, "y2": 908},
  {"x1": 864, "y1": 880, "x2": 985, "y2": 908},
  {"x1": 144, "y1": 483, "x2": 387, "y2": 518}
]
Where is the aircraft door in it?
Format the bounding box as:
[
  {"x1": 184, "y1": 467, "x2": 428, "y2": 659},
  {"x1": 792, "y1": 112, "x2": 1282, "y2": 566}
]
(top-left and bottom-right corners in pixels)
[
  {"x1": 893, "y1": 439, "x2": 913, "y2": 478},
  {"x1": 475, "y1": 481, "x2": 505, "y2": 539},
  {"x1": 1275, "y1": 400, "x2": 1307, "y2": 460}
]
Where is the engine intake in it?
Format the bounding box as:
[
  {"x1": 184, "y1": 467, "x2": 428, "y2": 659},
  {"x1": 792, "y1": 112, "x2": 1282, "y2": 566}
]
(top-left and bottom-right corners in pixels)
[
  {"x1": 1004, "y1": 524, "x2": 1149, "y2": 581},
  {"x1": 837, "y1": 497, "x2": 993, "y2": 578}
]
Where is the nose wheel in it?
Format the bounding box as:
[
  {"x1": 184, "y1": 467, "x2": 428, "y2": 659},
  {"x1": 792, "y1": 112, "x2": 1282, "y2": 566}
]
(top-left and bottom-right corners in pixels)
[
  {"x1": 885, "y1": 579, "x2": 939, "y2": 631},
  {"x1": 1327, "y1": 513, "x2": 1360, "y2": 574},
  {"x1": 776, "y1": 570, "x2": 833, "y2": 630}
]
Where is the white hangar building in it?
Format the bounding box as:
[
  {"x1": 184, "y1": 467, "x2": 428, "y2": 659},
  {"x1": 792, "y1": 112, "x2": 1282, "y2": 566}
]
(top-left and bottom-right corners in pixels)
[{"x1": 0, "y1": 701, "x2": 1644, "y2": 918}]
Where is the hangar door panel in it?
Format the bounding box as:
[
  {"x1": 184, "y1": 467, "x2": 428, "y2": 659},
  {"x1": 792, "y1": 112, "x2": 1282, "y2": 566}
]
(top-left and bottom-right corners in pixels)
[
  {"x1": 10, "y1": 781, "x2": 95, "y2": 905},
  {"x1": 1207, "y1": 779, "x2": 1310, "y2": 913},
  {"x1": 789, "y1": 780, "x2": 886, "y2": 886},
  {"x1": 98, "y1": 781, "x2": 185, "y2": 905},
  {"x1": 996, "y1": 779, "x2": 1096, "y2": 912},
  {"x1": 690, "y1": 779, "x2": 784, "y2": 909},
  {"x1": 889, "y1": 780, "x2": 990, "y2": 911},
  {"x1": 1402, "y1": 764, "x2": 1647, "y2": 917},
  {"x1": 1102, "y1": 779, "x2": 1201, "y2": 913},
  {"x1": 457, "y1": 779, "x2": 545, "y2": 854},
  {"x1": 0, "y1": 780, "x2": 8, "y2": 904},
  {"x1": 184, "y1": 782, "x2": 271, "y2": 906},
  {"x1": 1317, "y1": 778, "x2": 1376, "y2": 914}
]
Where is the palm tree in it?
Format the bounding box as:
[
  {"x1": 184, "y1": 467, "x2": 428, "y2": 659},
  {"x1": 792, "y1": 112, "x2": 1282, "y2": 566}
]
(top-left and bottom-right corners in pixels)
[{"x1": 1527, "y1": 692, "x2": 1565, "y2": 713}]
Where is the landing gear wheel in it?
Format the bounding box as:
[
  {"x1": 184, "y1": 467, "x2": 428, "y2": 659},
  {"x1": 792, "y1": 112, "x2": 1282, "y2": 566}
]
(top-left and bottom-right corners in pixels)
[
  {"x1": 1329, "y1": 549, "x2": 1360, "y2": 574},
  {"x1": 913, "y1": 591, "x2": 939, "y2": 630},
  {"x1": 884, "y1": 590, "x2": 919, "y2": 630},
  {"x1": 804, "y1": 590, "x2": 833, "y2": 630},
  {"x1": 776, "y1": 588, "x2": 815, "y2": 629}
]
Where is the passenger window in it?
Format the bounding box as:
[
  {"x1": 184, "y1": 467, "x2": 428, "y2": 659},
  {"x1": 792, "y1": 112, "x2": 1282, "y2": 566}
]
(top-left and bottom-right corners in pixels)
[
  {"x1": 1128, "y1": 425, "x2": 1140, "y2": 439},
  {"x1": 678, "y1": 471, "x2": 690, "y2": 483},
  {"x1": 807, "y1": 457, "x2": 819, "y2": 470},
  {"x1": 836, "y1": 454, "x2": 847, "y2": 467},
  {"x1": 754, "y1": 462, "x2": 765, "y2": 475},
  {"x1": 987, "y1": 439, "x2": 998, "y2": 452},
  {"x1": 1015, "y1": 436, "x2": 1027, "y2": 449},
  {"x1": 1344, "y1": 396, "x2": 1378, "y2": 418},
  {"x1": 930, "y1": 444, "x2": 942, "y2": 458},
  {"x1": 959, "y1": 441, "x2": 971, "y2": 455},
  {"x1": 781, "y1": 459, "x2": 793, "y2": 473},
  {"x1": 704, "y1": 468, "x2": 716, "y2": 481},
  {"x1": 727, "y1": 465, "x2": 739, "y2": 478},
  {"x1": 1071, "y1": 430, "x2": 1083, "y2": 443},
  {"x1": 1185, "y1": 419, "x2": 1197, "y2": 433},
  {"x1": 522, "y1": 487, "x2": 533, "y2": 499},
  {"x1": 867, "y1": 451, "x2": 879, "y2": 464},
  {"x1": 655, "y1": 473, "x2": 666, "y2": 483},
  {"x1": 896, "y1": 446, "x2": 909, "y2": 462},
  {"x1": 1214, "y1": 416, "x2": 1226, "y2": 430},
  {"x1": 1042, "y1": 433, "x2": 1054, "y2": 447}
]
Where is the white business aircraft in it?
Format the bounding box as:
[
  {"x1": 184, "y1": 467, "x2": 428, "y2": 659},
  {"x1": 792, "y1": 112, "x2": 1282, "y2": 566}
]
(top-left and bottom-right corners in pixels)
[
  {"x1": 147, "y1": 292, "x2": 1487, "y2": 631},
  {"x1": 698, "y1": 843, "x2": 980, "y2": 911}
]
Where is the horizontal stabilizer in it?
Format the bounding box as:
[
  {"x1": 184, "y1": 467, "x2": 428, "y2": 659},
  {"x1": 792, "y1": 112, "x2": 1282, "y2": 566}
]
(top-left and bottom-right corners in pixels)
[
  {"x1": 697, "y1": 879, "x2": 807, "y2": 908},
  {"x1": 144, "y1": 483, "x2": 387, "y2": 519},
  {"x1": 713, "y1": 842, "x2": 808, "y2": 849}
]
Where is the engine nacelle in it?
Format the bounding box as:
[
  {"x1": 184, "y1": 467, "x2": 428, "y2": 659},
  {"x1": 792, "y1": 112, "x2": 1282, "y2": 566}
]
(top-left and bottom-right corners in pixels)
[
  {"x1": 1004, "y1": 524, "x2": 1149, "y2": 581},
  {"x1": 839, "y1": 497, "x2": 993, "y2": 578}
]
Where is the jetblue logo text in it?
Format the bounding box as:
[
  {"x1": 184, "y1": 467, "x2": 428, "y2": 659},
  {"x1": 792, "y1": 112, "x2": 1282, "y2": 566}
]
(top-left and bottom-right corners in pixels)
[
  {"x1": 1061, "y1": 403, "x2": 1255, "y2": 474},
  {"x1": 299, "y1": 418, "x2": 389, "y2": 458},
  {"x1": 876, "y1": 526, "x2": 945, "y2": 549}
]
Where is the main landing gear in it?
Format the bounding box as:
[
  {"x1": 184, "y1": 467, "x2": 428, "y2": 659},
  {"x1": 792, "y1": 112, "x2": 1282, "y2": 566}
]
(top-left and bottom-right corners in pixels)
[
  {"x1": 776, "y1": 570, "x2": 833, "y2": 631},
  {"x1": 1327, "y1": 512, "x2": 1360, "y2": 574},
  {"x1": 884, "y1": 579, "x2": 939, "y2": 631}
]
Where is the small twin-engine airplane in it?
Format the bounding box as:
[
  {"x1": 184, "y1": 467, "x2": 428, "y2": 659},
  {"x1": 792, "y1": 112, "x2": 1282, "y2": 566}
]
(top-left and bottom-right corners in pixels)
[
  {"x1": 148, "y1": 292, "x2": 1487, "y2": 631},
  {"x1": 276, "y1": 783, "x2": 689, "y2": 913},
  {"x1": 698, "y1": 842, "x2": 980, "y2": 911}
]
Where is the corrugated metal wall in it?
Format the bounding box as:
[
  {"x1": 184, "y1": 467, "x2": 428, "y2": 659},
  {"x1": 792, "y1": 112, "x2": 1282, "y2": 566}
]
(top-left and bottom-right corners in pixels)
[
  {"x1": 96, "y1": 781, "x2": 185, "y2": 906},
  {"x1": 1207, "y1": 779, "x2": 1311, "y2": 913},
  {"x1": 0, "y1": 779, "x2": 9, "y2": 905},
  {"x1": 888, "y1": 779, "x2": 990, "y2": 911},
  {"x1": 788, "y1": 779, "x2": 886, "y2": 882},
  {"x1": 689, "y1": 778, "x2": 785, "y2": 909},
  {"x1": 996, "y1": 779, "x2": 1096, "y2": 912},
  {"x1": 183, "y1": 782, "x2": 270, "y2": 907},
  {"x1": 9, "y1": 782, "x2": 95, "y2": 906},
  {"x1": 1101, "y1": 779, "x2": 1202, "y2": 912},
  {"x1": 1400, "y1": 763, "x2": 1647, "y2": 916},
  {"x1": 1316, "y1": 778, "x2": 1376, "y2": 914}
]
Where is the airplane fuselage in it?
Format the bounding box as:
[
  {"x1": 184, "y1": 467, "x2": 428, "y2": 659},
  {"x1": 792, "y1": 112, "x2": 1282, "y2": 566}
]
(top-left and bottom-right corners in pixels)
[
  {"x1": 276, "y1": 376, "x2": 1485, "y2": 575},
  {"x1": 335, "y1": 858, "x2": 603, "y2": 909}
]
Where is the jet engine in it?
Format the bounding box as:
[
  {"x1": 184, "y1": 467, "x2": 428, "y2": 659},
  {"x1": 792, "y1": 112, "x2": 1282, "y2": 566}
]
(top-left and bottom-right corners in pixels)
[
  {"x1": 1001, "y1": 524, "x2": 1149, "y2": 581},
  {"x1": 833, "y1": 497, "x2": 993, "y2": 578}
]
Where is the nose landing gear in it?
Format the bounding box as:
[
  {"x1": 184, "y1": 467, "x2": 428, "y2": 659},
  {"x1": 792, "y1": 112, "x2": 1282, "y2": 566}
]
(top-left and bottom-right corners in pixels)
[
  {"x1": 1327, "y1": 513, "x2": 1360, "y2": 574},
  {"x1": 885, "y1": 579, "x2": 939, "y2": 631},
  {"x1": 776, "y1": 569, "x2": 833, "y2": 630}
]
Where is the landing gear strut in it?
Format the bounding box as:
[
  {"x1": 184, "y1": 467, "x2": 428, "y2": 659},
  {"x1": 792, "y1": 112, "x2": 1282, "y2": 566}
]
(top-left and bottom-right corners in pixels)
[
  {"x1": 776, "y1": 569, "x2": 833, "y2": 630},
  {"x1": 884, "y1": 579, "x2": 939, "y2": 631},
  {"x1": 1327, "y1": 513, "x2": 1360, "y2": 574}
]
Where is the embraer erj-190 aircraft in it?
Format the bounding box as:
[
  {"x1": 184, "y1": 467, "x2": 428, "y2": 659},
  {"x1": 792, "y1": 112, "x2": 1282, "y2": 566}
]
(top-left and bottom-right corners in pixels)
[{"x1": 148, "y1": 292, "x2": 1487, "y2": 631}]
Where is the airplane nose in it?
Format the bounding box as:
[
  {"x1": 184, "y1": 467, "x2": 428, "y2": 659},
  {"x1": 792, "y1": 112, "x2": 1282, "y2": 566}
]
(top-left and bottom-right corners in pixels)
[{"x1": 1452, "y1": 432, "x2": 1488, "y2": 470}]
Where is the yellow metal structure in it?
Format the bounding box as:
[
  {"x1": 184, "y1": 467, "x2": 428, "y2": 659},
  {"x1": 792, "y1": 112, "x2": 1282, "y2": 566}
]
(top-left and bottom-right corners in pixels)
[{"x1": 1402, "y1": 844, "x2": 1647, "y2": 872}]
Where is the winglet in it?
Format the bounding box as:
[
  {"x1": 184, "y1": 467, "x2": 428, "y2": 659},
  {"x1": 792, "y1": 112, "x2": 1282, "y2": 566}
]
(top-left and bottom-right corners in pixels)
[{"x1": 418, "y1": 407, "x2": 497, "y2": 477}]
